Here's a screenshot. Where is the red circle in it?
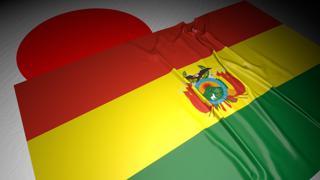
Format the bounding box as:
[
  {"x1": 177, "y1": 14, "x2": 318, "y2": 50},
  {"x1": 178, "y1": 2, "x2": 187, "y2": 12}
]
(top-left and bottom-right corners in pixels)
[{"x1": 17, "y1": 9, "x2": 151, "y2": 79}]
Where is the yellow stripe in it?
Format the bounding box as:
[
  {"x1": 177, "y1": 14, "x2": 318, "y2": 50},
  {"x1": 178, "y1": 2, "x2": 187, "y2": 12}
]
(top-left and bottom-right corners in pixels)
[
  {"x1": 178, "y1": 25, "x2": 319, "y2": 120},
  {"x1": 228, "y1": 25, "x2": 319, "y2": 88},
  {"x1": 28, "y1": 71, "x2": 212, "y2": 180},
  {"x1": 28, "y1": 25, "x2": 320, "y2": 180}
]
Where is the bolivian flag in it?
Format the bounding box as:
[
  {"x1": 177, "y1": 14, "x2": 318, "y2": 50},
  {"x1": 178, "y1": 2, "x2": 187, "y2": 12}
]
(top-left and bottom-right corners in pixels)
[{"x1": 15, "y1": 2, "x2": 320, "y2": 179}]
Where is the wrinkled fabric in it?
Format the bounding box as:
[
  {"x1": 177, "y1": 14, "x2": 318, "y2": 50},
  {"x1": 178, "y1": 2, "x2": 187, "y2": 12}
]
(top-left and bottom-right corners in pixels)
[{"x1": 15, "y1": 2, "x2": 320, "y2": 180}]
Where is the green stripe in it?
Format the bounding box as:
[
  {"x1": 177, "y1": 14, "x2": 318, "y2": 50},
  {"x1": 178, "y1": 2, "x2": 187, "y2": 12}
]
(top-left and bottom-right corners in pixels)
[{"x1": 130, "y1": 65, "x2": 320, "y2": 180}]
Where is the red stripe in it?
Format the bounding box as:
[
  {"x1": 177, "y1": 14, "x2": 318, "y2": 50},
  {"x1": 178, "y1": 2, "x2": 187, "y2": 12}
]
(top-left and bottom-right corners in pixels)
[
  {"x1": 194, "y1": 1, "x2": 280, "y2": 46},
  {"x1": 15, "y1": 1, "x2": 280, "y2": 140}
]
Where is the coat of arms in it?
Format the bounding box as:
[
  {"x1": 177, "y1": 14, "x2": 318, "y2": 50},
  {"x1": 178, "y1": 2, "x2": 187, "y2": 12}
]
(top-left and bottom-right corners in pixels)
[{"x1": 182, "y1": 65, "x2": 246, "y2": 113}]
